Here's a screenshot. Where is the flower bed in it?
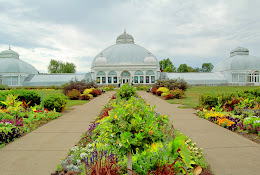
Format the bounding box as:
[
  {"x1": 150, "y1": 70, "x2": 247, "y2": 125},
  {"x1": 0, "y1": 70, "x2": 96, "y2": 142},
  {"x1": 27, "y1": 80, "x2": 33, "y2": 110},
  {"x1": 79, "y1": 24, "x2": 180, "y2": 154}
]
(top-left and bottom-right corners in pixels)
[
  {"x1": 55, "y1": 84, "x2": 211, "y2": 175},
  {"x1": 197, "y1": 89, "x2": 260, "y2": 143},
  {"x1": 0, "y1": 94, "x2": 61, "y2": 148}
]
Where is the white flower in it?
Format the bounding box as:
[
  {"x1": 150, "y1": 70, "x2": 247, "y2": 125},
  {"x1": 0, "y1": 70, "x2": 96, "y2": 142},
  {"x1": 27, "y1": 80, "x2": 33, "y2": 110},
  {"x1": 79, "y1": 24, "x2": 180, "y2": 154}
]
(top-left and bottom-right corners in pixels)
[
  {"x1": 254, "y1": 120, "x2": 260, "y2": 123},
  {"x1": 80, "y1": 153, "x2": 88, "y2": 159}
]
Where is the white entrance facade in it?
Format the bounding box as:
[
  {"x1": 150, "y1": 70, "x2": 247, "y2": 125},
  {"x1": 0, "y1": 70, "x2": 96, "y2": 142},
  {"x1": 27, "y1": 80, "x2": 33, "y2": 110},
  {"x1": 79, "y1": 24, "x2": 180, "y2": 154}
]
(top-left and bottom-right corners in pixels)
[{"x1": 91, "y1": 31, "x2": 160, "y2": 86}]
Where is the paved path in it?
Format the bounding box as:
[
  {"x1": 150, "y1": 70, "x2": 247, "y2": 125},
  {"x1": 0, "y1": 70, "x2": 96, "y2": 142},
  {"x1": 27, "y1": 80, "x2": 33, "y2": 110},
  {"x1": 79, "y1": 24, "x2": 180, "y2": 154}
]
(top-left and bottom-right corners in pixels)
[
  {"x1": 138, "y1": 91, "x2": 260, "y2": 175},
  {"x1": 0, "y1": 91, "x2": 114, "y2": 175}
]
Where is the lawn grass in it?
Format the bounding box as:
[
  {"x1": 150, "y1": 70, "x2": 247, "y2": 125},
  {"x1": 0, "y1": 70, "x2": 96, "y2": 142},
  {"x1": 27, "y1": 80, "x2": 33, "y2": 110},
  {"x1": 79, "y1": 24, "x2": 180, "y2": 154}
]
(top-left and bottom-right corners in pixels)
[
  {"x1": 167, "y1": 86, "x2": 260, "y2": 109},
  {"x1": 65, "y1": 100, "x2": 88, "y2": 110},
  {"x1": 31, "y1": 89, "x2": 88, "y2": 110}
]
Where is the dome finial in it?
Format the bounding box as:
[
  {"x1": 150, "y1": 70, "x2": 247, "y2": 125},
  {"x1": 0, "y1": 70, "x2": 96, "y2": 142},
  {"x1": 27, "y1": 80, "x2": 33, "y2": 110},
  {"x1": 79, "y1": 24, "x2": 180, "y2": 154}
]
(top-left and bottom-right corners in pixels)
[
  {"x1": 9, "y1": 45, "x2": 11, "y2": 50},
  {"x1": 124, "y1": 28, "x2": 126, "y2": 33}
]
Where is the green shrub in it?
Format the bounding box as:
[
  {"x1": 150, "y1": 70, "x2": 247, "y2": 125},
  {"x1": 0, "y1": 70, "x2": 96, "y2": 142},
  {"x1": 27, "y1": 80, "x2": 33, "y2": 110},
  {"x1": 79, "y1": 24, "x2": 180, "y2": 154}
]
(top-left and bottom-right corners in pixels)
[
  {"x1": 43, "y1": 94, "x2": 68, "y2": 112},
  {"x1": 0, "y1": 90, "x2": 41, "y2": 107},
  {"x1": 135, "y1": 85, "x2": 150, "y2": 91},
  {"x1": 66, "y1": 89, "x2": 81, "y2": 100},
  {"x1": 0, "y1": 84, "x2": 9, "y2": 90},
  {"x1": 199, "y1": 93, "x2": 233, "y2": 109},
  {"x1": 14, "y1": 90, "x2": 41, "y2": 107},
  {"x1": 170, "y1": 88, "x2": 184, "y2": 99},
  {"x1": 117, "y1": 84, "x2": 136, "y2": 100}
]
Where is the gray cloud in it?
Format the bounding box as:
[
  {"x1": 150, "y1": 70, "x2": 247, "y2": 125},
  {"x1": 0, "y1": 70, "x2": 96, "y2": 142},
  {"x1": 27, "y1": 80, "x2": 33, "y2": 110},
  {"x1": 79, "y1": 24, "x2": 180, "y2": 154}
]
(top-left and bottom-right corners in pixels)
[{"x1": 0, "y1": 0, "x2": 259, "y2": 72}]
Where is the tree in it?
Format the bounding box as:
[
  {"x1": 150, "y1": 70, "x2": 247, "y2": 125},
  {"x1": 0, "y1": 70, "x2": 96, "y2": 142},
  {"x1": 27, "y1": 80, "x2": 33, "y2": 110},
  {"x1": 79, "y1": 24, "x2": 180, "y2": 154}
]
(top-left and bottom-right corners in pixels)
[
  {"x1": 48, "y1": 59, "x2": 76, "y2": 73},
  {"x1": 201, "y1": 63, "x2": 214, "y2": 72},
  {"x1": 159, "y1": 58, "x2": 176, "y2": 72},
  {"x1": 177, "y1": 64, "x2": 189, "y2": 72},
  {"x1": 188, "y1": 66, "x2": 200, "y2": 72}
]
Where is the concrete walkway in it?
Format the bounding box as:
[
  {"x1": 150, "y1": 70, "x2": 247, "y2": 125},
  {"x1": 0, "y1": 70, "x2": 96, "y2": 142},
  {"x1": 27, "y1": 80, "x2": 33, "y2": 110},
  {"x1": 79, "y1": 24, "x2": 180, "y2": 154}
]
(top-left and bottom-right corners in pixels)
[
  {"x1": 0, "y1": 91, "x2": 114, "y2": 175},
  {"x1": 138, "y1": 91, "x2": 260, "y2": 175}
]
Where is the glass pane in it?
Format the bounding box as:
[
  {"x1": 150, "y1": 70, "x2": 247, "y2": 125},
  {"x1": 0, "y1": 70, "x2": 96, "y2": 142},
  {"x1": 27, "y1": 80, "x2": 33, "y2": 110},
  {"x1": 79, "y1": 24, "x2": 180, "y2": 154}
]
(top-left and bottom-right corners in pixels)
[
  {"x1": 239, "y1": 74, "x2": 245, "y2": 82},
  {"x1": 146, "y1": 70, "x2": 155, "y2": 75},
  {"x1": 114, "y1": 77, "x2": 117, "y2": 83},
  {"x1": 232, "y1": 74, "x2": 238, "y2": 82},
  {"x1": 97, "y1": 71, "x2": 105, "y2": 76},
  {"x1": 108, "y1": 77, "x2": 112, "y2": 83},
  {"x1": 140, "y1": 76, "x2": 143, "y2": 83},
  {"x1": 4, "y1": 77, "x2": 11, "y2": 85},
  {"x1": 108, "y1": 71, "x2": 117, "y2": 76},
  {"x1": 151, "y1": 76, "x2": 155, "y2": 83},
  {"x1": 134, "y1": 76, "x2": 138, "y2": 83},
  {"x1": 146, "y1": 76, "x2": 149, "y2": 83},
  {"x1": 96, "y1": 77, "x2": 100, "y2": 83},
  {"x1": 134, "y1": 70, "x2": 143, "y2": 75},
  {"x1": 121, "y1": 71, "x2": 130, "y2": 77},
  {"x1": 12, "y1": 77, "x2": 18, "y2": 85},
  {"x1": 102, "y1": 77, "x2": 106, "y2": 83}
]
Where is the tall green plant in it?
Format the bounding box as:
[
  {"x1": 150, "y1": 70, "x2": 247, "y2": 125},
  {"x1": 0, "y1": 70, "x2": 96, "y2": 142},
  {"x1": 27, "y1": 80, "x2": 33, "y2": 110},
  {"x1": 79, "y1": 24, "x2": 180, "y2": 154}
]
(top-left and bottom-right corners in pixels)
[
  {"x1": 92, "y1": 97, "x2": 168, "y2": 174},
  {"x1": 117, "y1": 84, "x2": 136, "y2": 100}
]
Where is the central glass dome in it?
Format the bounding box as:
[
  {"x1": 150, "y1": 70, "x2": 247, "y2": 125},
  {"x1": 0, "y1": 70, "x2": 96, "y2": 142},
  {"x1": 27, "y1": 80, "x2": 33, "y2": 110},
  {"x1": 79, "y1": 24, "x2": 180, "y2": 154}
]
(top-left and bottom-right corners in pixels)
[{"x1": 92, "y1": 31, "x2": 158, "y2": 68}]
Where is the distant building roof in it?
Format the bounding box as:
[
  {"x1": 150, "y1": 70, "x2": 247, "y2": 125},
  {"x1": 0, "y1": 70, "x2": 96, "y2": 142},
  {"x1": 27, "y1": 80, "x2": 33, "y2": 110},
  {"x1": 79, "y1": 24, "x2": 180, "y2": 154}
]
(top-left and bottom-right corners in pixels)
[
  {"x1": 166, "y1": 72, "x2": 227, "y2": 84},
  {"x1": 213, "y1": 47, "x2": 260, "y2": 72},
  {"x1": 23, "y1": 73, "x2": 92, "y2": 86}
]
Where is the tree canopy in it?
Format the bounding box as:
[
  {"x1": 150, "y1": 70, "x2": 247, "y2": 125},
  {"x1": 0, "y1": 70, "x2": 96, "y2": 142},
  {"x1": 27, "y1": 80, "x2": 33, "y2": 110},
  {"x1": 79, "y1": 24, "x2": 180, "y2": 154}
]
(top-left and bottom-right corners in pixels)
[
  {"x1": 48, "y1": 59, "x2": 76, "y2": 73},
  {"x1": 159, "y1": 58, "x2": 176, "y2": 72},
  {"x1": 177, "y1": 64, "x2": 189, "y2": 72},
  {"x1": 201, "y1": 63, "x2": 214, "y2": 72}
]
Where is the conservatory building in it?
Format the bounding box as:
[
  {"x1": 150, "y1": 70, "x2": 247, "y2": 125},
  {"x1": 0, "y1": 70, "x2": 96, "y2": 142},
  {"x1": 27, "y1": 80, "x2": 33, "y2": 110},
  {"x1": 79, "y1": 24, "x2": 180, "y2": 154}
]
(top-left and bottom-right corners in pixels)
[
  {"x1": 91, "y1": 31, "x2": 160, "y2": 86},
  {"x1": 166, "y1": 47, "x2": 260, "y2": 86},
  {"x1": 0, "y1": 32, "x2": 259, "y2": 87},
  {"x1": 0, "y1": 47, "x2": 39, "y2": 86}
]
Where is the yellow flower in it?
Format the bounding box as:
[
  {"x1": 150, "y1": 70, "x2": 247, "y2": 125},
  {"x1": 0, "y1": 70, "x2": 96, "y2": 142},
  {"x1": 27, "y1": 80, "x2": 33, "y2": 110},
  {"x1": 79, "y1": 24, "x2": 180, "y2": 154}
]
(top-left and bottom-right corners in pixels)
[
  {"x1": 151, "y1": 143, "x2": 157, "y2": 150},
  {"x1": 114, "y1": 115, "x2": 117, "y2": 119}
]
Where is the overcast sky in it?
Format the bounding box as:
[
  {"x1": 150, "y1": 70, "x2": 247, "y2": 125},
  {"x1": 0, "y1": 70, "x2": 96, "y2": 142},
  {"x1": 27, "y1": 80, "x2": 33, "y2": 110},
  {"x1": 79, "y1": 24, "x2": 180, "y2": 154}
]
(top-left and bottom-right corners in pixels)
[{"x1": 0, "y1": 0, "x2": 260, "y2": 73}]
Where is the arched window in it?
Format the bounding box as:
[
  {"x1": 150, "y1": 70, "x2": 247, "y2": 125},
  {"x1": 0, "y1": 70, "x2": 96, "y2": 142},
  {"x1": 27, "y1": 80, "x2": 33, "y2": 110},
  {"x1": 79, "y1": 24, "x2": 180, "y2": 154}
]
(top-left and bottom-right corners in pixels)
[
  {"x1": 247, "y1": 71, "x2": 259, "y2": 83},
  {"x1": 97, "y1": 71, "x2": 105, "y2": 76},
  {"x1": 145, "y1": 70, "x2": 155, "y2": 84},
  {"x1": 121, "y1": 71, "x2": 130, "y2": 77},
  {"x1": 108, "y1": 71, "x2": 117, "y2": 84},
  {"x1": 96, "y1": 71, "x2": 106, "y2": 84},
  {"x1": 146, "y1": 70, "x2": 155, "y2": 75},
  {"x1": 134, "y1": 70, "x2": 144, "y2": 84}
]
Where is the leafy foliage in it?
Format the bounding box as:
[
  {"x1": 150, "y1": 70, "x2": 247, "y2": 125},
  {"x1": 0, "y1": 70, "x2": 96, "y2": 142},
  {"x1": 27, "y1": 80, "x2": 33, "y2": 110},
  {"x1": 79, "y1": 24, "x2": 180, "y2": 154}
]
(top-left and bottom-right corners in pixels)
[
  {"x1": 159, "y1": 58, "x2": 176, "y2": 72},
  {"x1": 201, "y1": 63, "x2": 214, "y2": 72},
  {"x1": 62, "y1": 79, "x2": 97, "y2": 95},
  {"x1": 117, "y1": 84, "x2": 136, "y2": 100},
  {"x1": 43, "y1": 94, "x2": 68, "y2": 112},
  {"x1": 66, "y1": 89, "x2": 81, "y2": 100},
  {"x1": 154, "y1": 79, "x2": 188, "y2": 91},
  {"x1": 177, "y1": 64, "x2": 189, "y2": 72},
  {"x1": 0, "y1": 84, "x2": 9, "y2": 90},
  {"x1": 0, "y1": 90, "x2": 41, "y2": 107},
  {"x1": 48, "y1": 59, "x2": 76, "y2": 73}
]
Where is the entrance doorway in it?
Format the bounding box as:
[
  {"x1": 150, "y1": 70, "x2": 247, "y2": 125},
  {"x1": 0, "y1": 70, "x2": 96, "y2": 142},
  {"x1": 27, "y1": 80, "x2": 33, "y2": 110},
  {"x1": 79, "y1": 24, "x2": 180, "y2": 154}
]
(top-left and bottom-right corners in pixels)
[
  {"x1": 122, "y1": 78, "x2": 129, "y2": 84},
  {"x1": 121, "y1": 71, "x2": 130, "y2": 86}
]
